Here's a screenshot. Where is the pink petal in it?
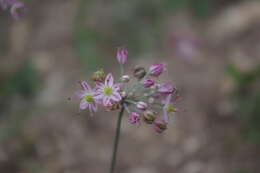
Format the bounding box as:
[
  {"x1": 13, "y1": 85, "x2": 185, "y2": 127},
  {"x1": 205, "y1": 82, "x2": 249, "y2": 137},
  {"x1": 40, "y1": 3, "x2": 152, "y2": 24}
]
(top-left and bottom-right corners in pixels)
[
  {"x1": 80, "y1": 100, "x2": 88, "y2": 110},
  {"x1": 93, "y1": 93, "x2": 103, "y2": 100},
  {"x1": 111, "y1": 92, "x2": 122, "y2": 102},
  {"x1": 112, "y1": 84, "x2": 121, "y2": 91},
  {"x1": 81, "y1": 81, "x2": 91, "y2": 91},
  {"x1": 95, "y1": 82, "x2": 104, "y2": 88},
  {"x1": 103, "y1": 97, "x2": 111, "y2": 106},
  {"x1": 166, "y1": 94, "x2": 172, "y2": 105},
  {"x1": 92, "y1": 103, "x2": 98, "y2": 112},
  {"x1": 75, "y1": 90, "x2": 86, "y2": 98},
  {"x1": 105, "y1": 73, "x2": 114, "y2": 87}
]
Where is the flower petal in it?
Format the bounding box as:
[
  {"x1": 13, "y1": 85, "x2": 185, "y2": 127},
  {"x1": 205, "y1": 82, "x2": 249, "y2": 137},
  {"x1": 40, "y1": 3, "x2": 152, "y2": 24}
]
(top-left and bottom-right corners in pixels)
[
  {"x1": 112, "y1": 84, "x2": 121, "y2": 91},
  {"x1": 103, "y1": 97, "x2": 111, "y2": 106},
  {"x1": 81, "y1": 81, "x2": 91, "y2": 91},
  {"x1": 92, "y1": 103, "x2": 98, "y2": 112},
  {"x1": 105, "y1": 73, "x2": 114, "y2": 87},
  {"x1": 75, "y1": 90, "x2": 86, "y2": 99},
  {"x1": 111, "y1": 92, "x2": 122, "y2": 102},
  {"x1": 95, "y1": 82, "x2": 104, "y2": 88},
  {"x1": 80, "y1": 99, "x2": 88, "y2": 110}
]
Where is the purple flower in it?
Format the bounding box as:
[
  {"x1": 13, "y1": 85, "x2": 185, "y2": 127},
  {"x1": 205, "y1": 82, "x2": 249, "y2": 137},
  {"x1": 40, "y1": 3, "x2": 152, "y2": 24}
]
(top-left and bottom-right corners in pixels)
[
  {"x1": 117, "y1": 47, "x2": 128, "y2": 64},
  {"x1": 143, "y1": 77, "x2": 155, "y2": 88},
  {"x1": 94, "y1": 73, "x2": 122, "y2": 107},
  {"x1": 76, "y1": 81, "x2": 98, "y2": 115},
  {"x1": 136, "y1": 101, "x2": 148, "y2": 110},
  {"x1": 10, "y1": 1, "x2": 25, "y2": 19},
  {"x1": 162, "y1": 94, "x2": 179, "y2": 123},
  {"x1": 149, "y1": 63, "x2": 166, "y2": 77},
  {"x1": 128, "y1": 112, "x2": 141, "y2": 124},
  {"x1": 158, "y1": 82, "x2": 175, "y2": 95},
  {"x1": 153, "y1": 120, "x2": 167, "y2": 133}
]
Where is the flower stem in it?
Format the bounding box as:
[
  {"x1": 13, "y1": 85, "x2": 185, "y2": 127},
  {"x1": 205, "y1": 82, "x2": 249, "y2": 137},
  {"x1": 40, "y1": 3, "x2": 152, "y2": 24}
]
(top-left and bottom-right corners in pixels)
[{"x1": 109, "y1": 107, "x2": 125, "y2": 173}]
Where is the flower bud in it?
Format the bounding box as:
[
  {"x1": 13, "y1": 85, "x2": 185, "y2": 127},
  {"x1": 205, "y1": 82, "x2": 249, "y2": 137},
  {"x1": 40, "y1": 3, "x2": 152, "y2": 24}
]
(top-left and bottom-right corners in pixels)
[
  {"x1": 134, "y1": 66, "x2": 146, "y2": 79},
  {"x1": 148, "y1": 97, "x2": 155, "y2": 104},
  {"x1": 92, "y1": 70, "x2": 105, "y2": 82},
  {"x1": 128, "y1": 112, "x2": 140, "y2": 124},
  {"x1": 143, "y1": 77, "x2": 155, "y2": 88},
  {"x1": 136, "y1": 101, "x2": 148, "y2": 110},
  {"x1": 106, "y1": 102, "x2": 121, "y2": 111},
  {"x1": 143, "y1": 110, "x2": 156, "y2": 124},
  {"x1": 121, "y1": 75, "x2": 130, "y2": 83},
  {"x1": 158, "y1": 82, "x2": 175, "y2": 95},
  {"x1": 149, "y1": 63, "x2": 166, "y2": 77},
  {"x1": 153, "y1": 120, "x2": 167, "y2": 133},
  {"x1": 117, "y1": 47, "x2": 128, "y2": 64}
]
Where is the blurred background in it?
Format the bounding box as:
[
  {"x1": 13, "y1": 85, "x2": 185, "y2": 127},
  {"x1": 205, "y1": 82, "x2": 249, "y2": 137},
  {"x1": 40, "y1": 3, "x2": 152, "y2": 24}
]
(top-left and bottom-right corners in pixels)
[{"x1": 1, "y1": 0, "x2": 260, "y2": 173}]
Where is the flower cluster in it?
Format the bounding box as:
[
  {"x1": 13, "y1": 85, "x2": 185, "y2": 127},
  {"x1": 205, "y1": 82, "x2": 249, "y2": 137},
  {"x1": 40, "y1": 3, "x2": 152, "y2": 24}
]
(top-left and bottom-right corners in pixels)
[
  {"x1": 75, "y1": 48, "x2": 180, "y2": 133},
  {"x1": 0, "y1": 0, "x2": 25, "y2": 19}
]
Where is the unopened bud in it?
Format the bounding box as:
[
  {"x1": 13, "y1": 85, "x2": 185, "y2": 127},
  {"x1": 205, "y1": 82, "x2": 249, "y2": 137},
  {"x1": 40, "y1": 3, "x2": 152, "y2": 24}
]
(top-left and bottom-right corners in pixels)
[
  {"x1": 143, "y1": 110, "x2": 156, "y2": 124},
  {"x1": 106, "y1": 102, "x2": 121, "y2": 111},
  {"x1": 136, "y1": 101, "x2": 148, "y2": 110},
  {"x1": 148, "y1": 97, "x2": 155, "y2": 104},
  {"x1": 153, "y1": 120, "x2": 167, "y2": 133},
  {"x1": 92, "y1": 70, "x2": 105, "y2": 82},
  {"x1": 134, "y1": 66, "x2": 146, "y2": 79},
  {"x1": 121, "y1": 75, "x2": 130, "y2": 83}
]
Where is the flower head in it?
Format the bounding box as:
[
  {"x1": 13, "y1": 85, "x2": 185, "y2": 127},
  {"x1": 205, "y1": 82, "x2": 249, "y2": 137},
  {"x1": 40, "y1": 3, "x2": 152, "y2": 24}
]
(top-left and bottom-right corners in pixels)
[
  {"x1": 76, "y1": 81, "x2": 98, "y2": 115},
  {"x1": 94, "y1": 73, "x2": 122, "y2": 107},
  {"x1": 117, "y1": 47, "x2": 128, "y2": 64},
  {"x1": 149, "y1": 63, "x2": 166, "y2": 77},
  {"x1": 128, "y1": 112, "x2": 141, "y2": 125},
  {"x1": 143, "y1": 77, "x2": 155, "y2": 88}
]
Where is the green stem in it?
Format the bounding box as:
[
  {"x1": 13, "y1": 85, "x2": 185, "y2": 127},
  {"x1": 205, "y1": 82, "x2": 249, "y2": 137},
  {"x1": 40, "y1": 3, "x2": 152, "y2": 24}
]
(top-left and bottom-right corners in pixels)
[{"x1": 109, "y1": 107, "x2": 125, "y2": 173}]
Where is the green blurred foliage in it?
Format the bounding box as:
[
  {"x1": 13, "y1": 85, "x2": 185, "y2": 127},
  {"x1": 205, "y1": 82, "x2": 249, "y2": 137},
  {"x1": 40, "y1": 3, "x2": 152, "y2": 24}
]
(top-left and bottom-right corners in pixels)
[
  {"x1": 4, "y1": 61, "x2": 40, "y2": 98},
  {"x1": 74, "y1": 0, "x2": 213, "y2": 71},
  {"x1": 227, "y1": 64, "x2": 260, "y2": 143}
]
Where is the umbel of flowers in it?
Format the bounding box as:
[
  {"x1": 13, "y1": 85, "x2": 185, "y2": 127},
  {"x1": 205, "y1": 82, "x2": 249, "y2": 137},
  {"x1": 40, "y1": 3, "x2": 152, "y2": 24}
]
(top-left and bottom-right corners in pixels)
[{"x1": 76, "y1": 48, "x2": 180, "y2": 133}]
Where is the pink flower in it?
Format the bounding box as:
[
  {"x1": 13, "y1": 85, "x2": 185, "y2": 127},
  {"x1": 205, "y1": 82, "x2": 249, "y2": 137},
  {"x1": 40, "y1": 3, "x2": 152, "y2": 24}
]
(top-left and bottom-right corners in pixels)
[
  {"x1": 149, "y1": 63, "x2": 166, "y2": 77},
  {"x1": 158, "y1": 82, "x2": 175, "y2": 95},
  {"x1": 117, "y1": 47, "x2": 128, "y2": 64},
  {"x1": 153, "y1": 120, "x2": 167, "y2": 133},
  {"x1": 128, "y1": 112, "x2": 141, "y2": 124},
  {"x1": 162, "y1": 94, "x2": 179, "y2": 123},
  {"x1": 76, "y1": 81, "x2": 98, "y2": 115},
  {"x1": 143, "y1": 77, "x2": 155, "y2": 88},
  {"x1": 94, "y1": 73, "x2": 122, "y2": 106},
  {"x1": 136, "y1": 101, "x2": 148, "y2": 111}
]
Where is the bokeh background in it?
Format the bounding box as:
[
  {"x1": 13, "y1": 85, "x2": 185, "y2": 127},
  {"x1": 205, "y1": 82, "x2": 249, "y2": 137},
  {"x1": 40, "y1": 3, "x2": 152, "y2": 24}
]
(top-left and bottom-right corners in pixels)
[{"x1": 1, "y1": 0, "x2": 260, "y2": 173}]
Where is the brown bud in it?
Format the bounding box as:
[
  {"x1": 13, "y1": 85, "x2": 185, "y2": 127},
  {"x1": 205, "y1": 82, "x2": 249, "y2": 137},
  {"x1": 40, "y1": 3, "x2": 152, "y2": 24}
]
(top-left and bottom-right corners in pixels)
[
  {"x1": 133, "y1": 66, "x2": 146, "y2": 79},
  {"x1": 143, "y1": 110, "x2": 156, "y2": 124},
  {"x1": 92, "y1": 69, "x2": 105, "y2": 82}
]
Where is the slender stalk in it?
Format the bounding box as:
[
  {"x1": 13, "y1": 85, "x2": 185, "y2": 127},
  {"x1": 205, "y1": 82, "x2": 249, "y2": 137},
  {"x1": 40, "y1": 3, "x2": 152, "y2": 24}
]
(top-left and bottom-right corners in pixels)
[{"x1": 109, "y1": 107, "x2": 125, "y2": 173}]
